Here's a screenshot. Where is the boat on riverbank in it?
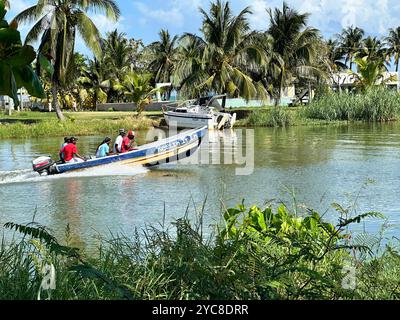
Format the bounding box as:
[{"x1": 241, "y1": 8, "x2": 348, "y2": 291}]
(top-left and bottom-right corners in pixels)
[
  {"x1": 32, "y1": 126, "x2": 207, "y2": 175},
  {"x1": 163, "y1": 95, "x2": 236, "y2": 129}
]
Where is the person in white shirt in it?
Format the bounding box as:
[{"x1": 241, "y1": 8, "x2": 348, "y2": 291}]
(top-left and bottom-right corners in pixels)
[{"x1": 114, "y1": 129, "x2": 126, "y2": 153}]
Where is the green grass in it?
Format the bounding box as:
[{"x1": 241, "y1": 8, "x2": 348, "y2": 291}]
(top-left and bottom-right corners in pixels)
[
  {"x1": 0, "y1": 201, "x2": 398, "y2": 300},
  {"x1": 0, "y1": 111, "x2": 163, "y2": 121},
  {"x1": 0, "y1": 116, "x2": 157, "y2": 139}
]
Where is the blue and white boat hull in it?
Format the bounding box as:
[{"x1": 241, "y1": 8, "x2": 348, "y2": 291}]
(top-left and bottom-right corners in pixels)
[{"x1": 33, "y1": 126, "x2": 207, "y2": 175}]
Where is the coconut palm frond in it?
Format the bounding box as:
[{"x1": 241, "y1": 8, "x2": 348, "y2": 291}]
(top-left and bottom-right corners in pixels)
[{"x1": 74, "y1": 11, "x2": 102, "y2": 59}]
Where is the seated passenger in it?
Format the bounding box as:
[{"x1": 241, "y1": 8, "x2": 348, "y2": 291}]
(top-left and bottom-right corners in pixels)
[
  {"x1": 127, "y1": 130, "x2": 138, "y2": 151},
  {"x1": 121, "y1": 131, "x2": 131, "y2": 153},
  {"x1": 60, "y1": 137, "x2": 86, "y2": 163},
  {"x1": 59, "y1": 137, "x2": 70, "y2": 162},
  {"x1": 96, "y1": 137, "x2": 112, "y2": 158},
  {"x1": 114, "y1": 129, "x2": 126, "y2": 154}
]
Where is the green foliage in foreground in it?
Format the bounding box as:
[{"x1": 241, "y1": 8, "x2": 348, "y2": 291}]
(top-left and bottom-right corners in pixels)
[
  {"x1": 303, "y1": 88, "x2": 400, "y2": 122},
  {"x1": 0, "y1": 1, "x2": 46, "y2": 106},
  {"x1": 0, "y1": 116, "x2": 155, "y2": 139},
  {"x1": 0, "y1": 203, "x2": 398, "y2": 300}
]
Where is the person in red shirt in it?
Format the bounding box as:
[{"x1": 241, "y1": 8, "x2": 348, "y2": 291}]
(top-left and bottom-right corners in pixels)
[
  {"x1": 121, "y1": 132, "x2": 131, "y2": 153},
  {"x1": 60, "y1": 137, "x2": 86, "y2": 163}
]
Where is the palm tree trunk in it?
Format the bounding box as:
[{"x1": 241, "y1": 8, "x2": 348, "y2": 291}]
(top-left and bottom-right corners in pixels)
[
  {"x1": 94, "y1": 91, "x2": 97, "y2": 110},
  {"x1": 52, "y1": 84, "x2": 65, "y2": 121},
  {"x1": 274, "y1": 91, "x2": 281, "y2": 107},
  {"x1": 349, "y1": 54, "x2": 353, "y2": 70}
]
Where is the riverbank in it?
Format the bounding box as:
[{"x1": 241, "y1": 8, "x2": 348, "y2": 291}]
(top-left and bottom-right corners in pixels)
[
  {"x1": 0, "y1": 201, "x2": 398, "y2": 300},
  {"x1": 2, "y1": 87, "x2": 400, "y2": 138},
  {"x1": 234, "y1": 107, "x2": 352, "y2": 127},
  {"x1": 0, "y1": 111, "x2": 163, "y2": 122},
  {"x1": 0, "y1": 115, "x2": 156, "y2": 139}
]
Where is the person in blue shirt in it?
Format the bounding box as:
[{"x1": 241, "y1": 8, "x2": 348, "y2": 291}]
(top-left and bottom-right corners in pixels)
[{"x1": 96, "y1": 137, "x2": 112, "y2": 158}]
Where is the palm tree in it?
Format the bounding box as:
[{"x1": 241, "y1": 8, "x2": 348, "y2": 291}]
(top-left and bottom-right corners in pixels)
[
  {"x1": 385, "y1": 27, "x2": 400, "y2": 72},
  {"x1": 103, "y1": 29, "x2": 132, "y2": 77},
  {"x1": 265, "y1": 2, "x2": 321, "y2": 104},
  {"x1": 325, "y1": 39, "x2": 347, "y2": 92},
  {"x1": 80, "y1": 58, "x2": 111, "y2": 108},
  {"x1": 63, "y1": 53, "x2": 89, "y2": 110},
  {"x1": 148, "y1": 29, "x2": 178, "y2": 99},
  {"x1": 173, "y1": 36, "x2": 207, "y2": 98},
  {"x1": 349, "y1": 56, "x2": 395, "y2": 90},
  {"x1": 173, "y1": 0, "x2": 267, "y2": 100},
  {"x1": 326, "y1": 39, "x2": 347, "y2": 71},
  {"x1": 102, "y1": 29, "x2": 132, "y2": 102},
  {"x1": 337, "y1": 26, "x2": 364, "y2": 70},
  {"x1": 360, "y1": 36, "x2": 389, "y2": 64},
  {"x1": 114, "y1": 72, "x2": 160, "y2": 116},
  {"x1": 13, "y1": 0, "x2": 120, "y2": 121}
]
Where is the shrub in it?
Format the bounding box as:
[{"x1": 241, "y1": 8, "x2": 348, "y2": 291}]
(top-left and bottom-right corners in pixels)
[{"x1": 247, "y1": 107, "x2": 296, "y2": 127}]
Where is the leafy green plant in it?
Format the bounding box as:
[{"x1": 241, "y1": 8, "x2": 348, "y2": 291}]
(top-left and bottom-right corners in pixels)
[
  {"x1": 113, "y1": 72, "x2": 161, "y2": 115},
  {"x1": 0, "y1": 0, "x2": 46, "y2": 107},
  {"x1": 349, "y1": 56, "x2": 396, "y2": 90},
  {"x1": 0, "y1": 201, "x2": 397, "y2": 300}
]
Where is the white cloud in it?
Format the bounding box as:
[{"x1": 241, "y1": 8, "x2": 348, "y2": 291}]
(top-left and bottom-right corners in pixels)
[
  {"x1": 245, "y1": 0, "x2": 269, "y2": 31},
  {"x1": 135, "y1": 2, "x2": 185, "y2": 28},
  {"x1": 88, "y1": 13, "x2": 125, "y2": 36},
  {"x1": 237, "y1": 0, "x2": 400, "y2": 37}
]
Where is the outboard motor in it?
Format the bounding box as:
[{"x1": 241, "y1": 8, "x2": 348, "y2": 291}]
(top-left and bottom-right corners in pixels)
[{"x1": 32, "y1": 156, "x2": 56, "y2": 175}]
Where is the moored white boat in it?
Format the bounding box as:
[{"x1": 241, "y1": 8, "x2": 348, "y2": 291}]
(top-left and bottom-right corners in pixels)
[{"x1": 163, "y1": 95, "x2": 236, "y2": 130}]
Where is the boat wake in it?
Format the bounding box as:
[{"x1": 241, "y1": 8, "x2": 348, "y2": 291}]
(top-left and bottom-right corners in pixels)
[{"x1": 0, "y1": 164, "x2": 148, "y2": 185}]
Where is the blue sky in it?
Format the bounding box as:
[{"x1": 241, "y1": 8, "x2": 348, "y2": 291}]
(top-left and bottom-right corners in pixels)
[{"x1": 6, "y1": 0, "x2": 400, "y2": 56}]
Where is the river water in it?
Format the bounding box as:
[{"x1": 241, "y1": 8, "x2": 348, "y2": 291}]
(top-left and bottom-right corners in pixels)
[{"x1": 0, "y1": 123, "x2": 399, "y2": 248}]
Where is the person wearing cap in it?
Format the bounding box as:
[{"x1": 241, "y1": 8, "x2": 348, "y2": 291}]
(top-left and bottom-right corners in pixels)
[
  {"x1": 60, "y1": 137, "x2": 86, "y2": 163},
  {"x1": 114, "y1": 129, "x2": 126, "y2": 154},
  {"x1": 127, "y1": 130, "x2": 138, "y2": 151},
  {"x1": 96, "y1": 137, "x2": 112, "y2": 158}
]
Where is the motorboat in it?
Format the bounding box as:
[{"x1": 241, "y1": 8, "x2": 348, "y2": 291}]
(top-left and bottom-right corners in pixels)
[
  {"x1": 162, "y1": 94, "x2": 236, "y2": 130},
  {"x1": 32, "y1": 126, "x2": 207, "y2": 175}
]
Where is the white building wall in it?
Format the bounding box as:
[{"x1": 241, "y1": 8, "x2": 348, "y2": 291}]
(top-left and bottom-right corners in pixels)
[{"x1": 0, "y1": 96, "x2": 14, "y2": 110}]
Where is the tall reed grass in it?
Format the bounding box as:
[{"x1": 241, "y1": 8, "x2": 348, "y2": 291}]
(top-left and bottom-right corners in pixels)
[
  {"x1": 246, "y1": 107, "x2": 296, "y2": 127},
  {"x1": 303, "y1": 88, "x2": 400, "y2": 121}
]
